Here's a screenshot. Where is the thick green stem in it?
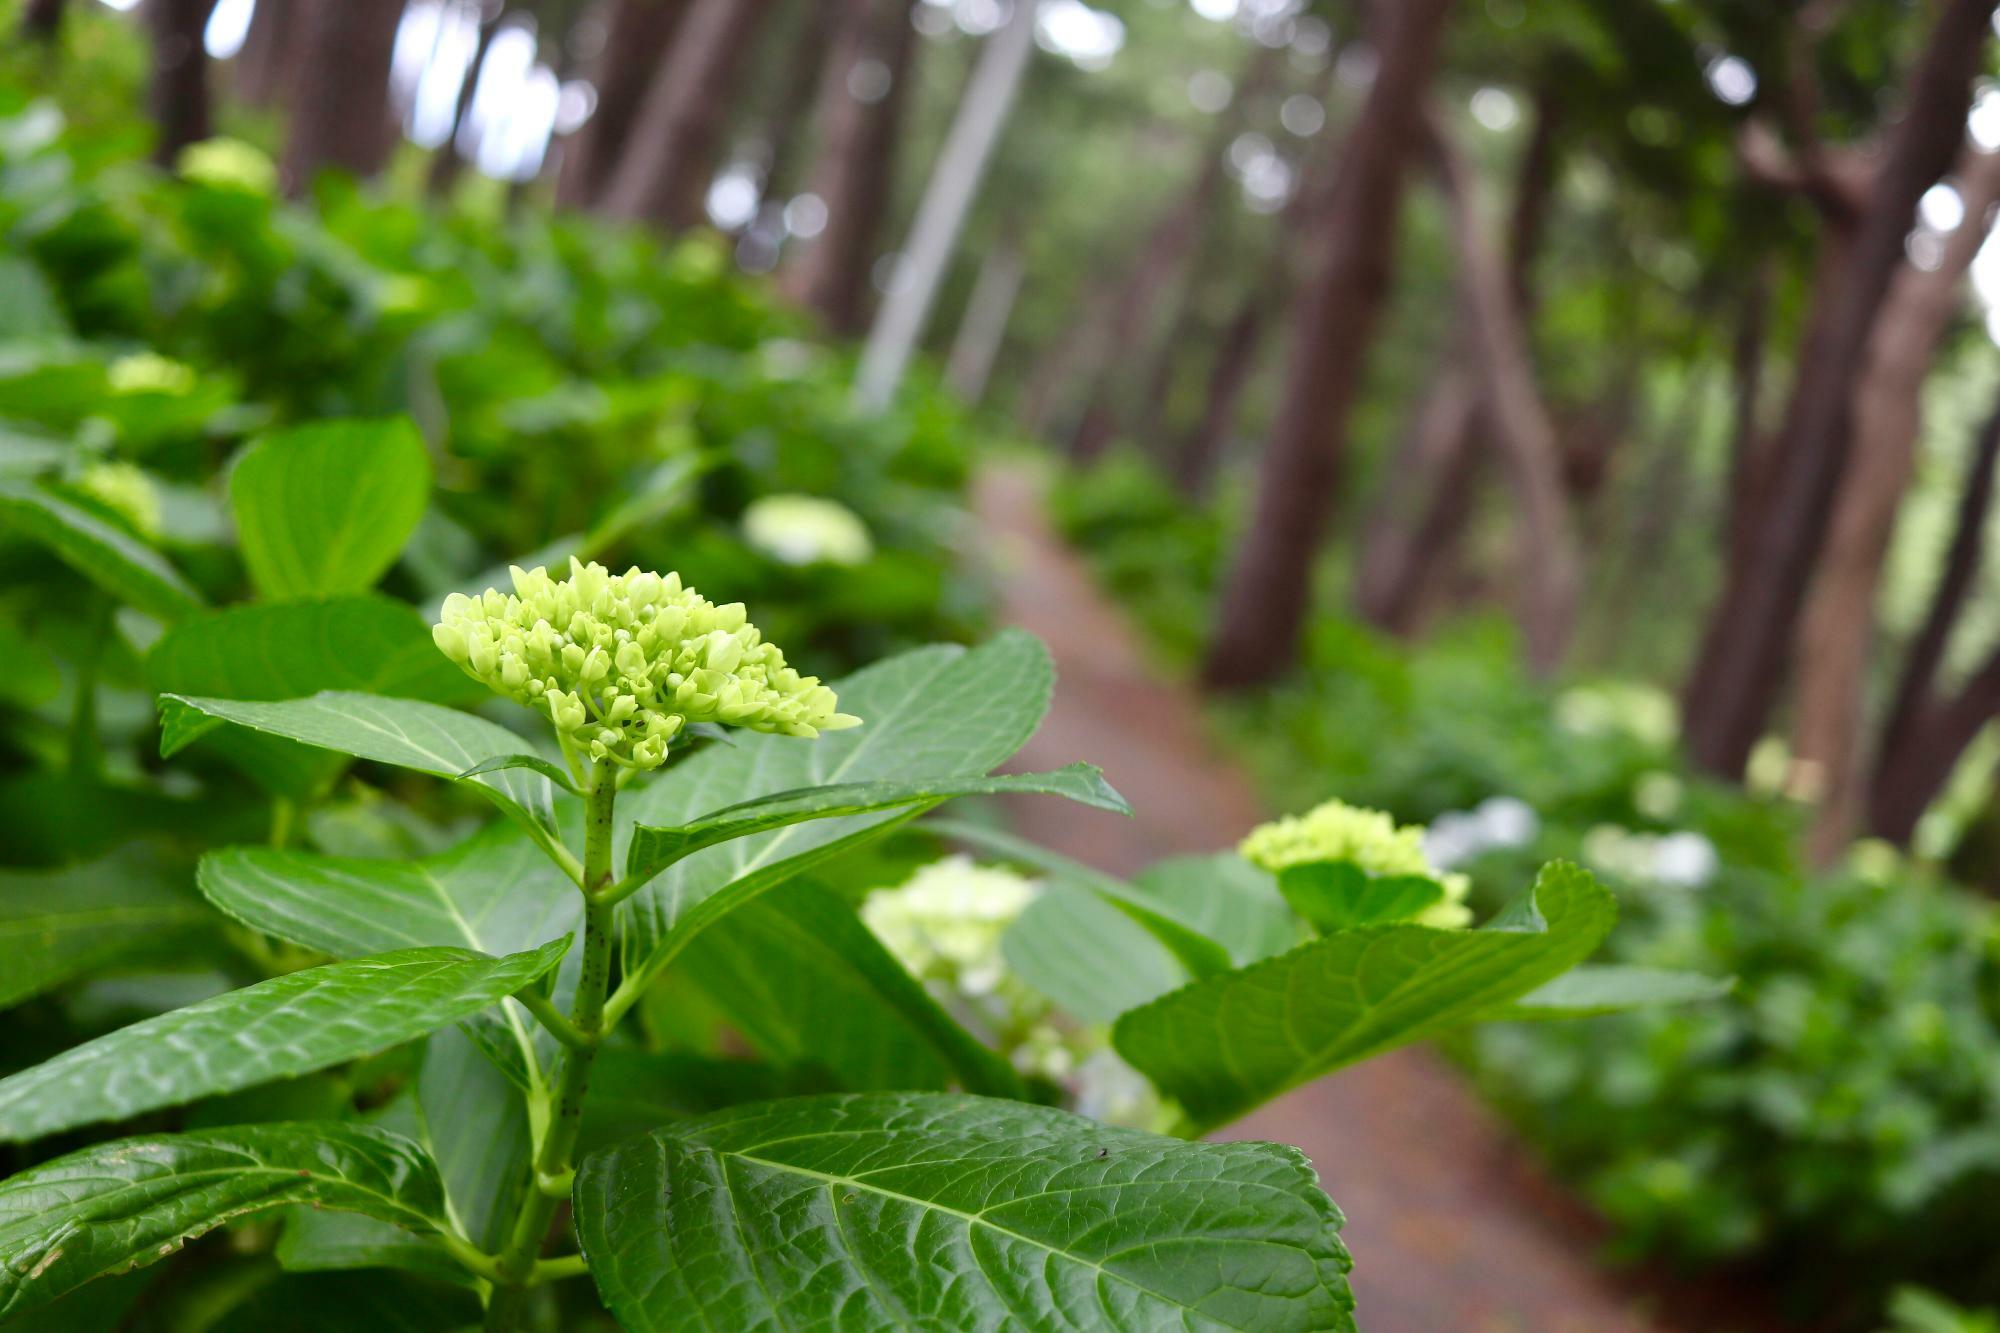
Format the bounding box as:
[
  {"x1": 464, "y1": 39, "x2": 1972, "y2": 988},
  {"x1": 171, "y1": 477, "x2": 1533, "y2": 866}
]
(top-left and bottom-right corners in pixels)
[{"x1": 485, "y1": 765, "x2": 620, "y2": 1330}]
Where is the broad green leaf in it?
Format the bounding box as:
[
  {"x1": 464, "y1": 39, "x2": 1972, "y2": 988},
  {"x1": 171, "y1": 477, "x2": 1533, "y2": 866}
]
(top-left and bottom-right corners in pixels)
[
  {"x1": 146, "y1": 596, "x2": 483, "y2": 797},
  {"x1": 211, "y1": 1272, "x2": 480, "y2": 1333},
  {"x1": 929, "y1": 818, "x2": 1235, "y2": 980},
  {"x1": 0, "y1": 1122, "x2": 451, "y2": 1320},
  {"x1": 0, "y1": 941, "x2": 567, "y2": 1141},
  {"x1": 230, "y1": 418, "x2": 431, "y2": 599},
  {"x1": 672, "y1": 881, "x2": 1022, "y2": 1097},
  {"x1": 158, "y1": 691, "x2": 562, "y2": 844},
  {"x1": 1477, "y1": 964, "x2": 1735, "y2": 1020},
  {"x1": 1135, "y1": 853, "x2": 1302, "y2": 963},
  {"x1": 1003, "y1": 888, "x2": 1186, "y2": 1024},
  {"x1": 578, "y1": 1051, "x2": 833, "y2": 1154},
  {"x1": 575, "y1": 1092, "x2": 1355, "y2": 1332},
  {"x1": 273, "y1": 1098, "x2": 475, "y2": 1287},
  {"x1": 0, "y1": 478, "x2": 203, "y2": 620},
  {"x1": 1114, "y1": 861, "x2": 1617, "y2": 1132},
  {"x1": 0, "y1": 850, "x2": 209, "y2": 1009},
  {"x1": 624, "y1": 763, "x2": 1127, "y2": 887},
  {"x1": 615, "y1": 633, "x2": 1054, "y2": 989},
  {"x1": 1275, "y1": 862, "x2": 1446, "y2": 933}
]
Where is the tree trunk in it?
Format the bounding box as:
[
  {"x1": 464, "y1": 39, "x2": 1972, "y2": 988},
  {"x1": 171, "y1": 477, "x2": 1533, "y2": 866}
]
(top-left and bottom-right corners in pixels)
[
  {"x1": 557, "y1": 0, "x2": 690, "y2": 208},
  {"x1": 1722, "y1": 258, "x2": 1774, "y2": 566},
  {"x1": 233, "y1": 0, "x2": 294, "y2": 106},
  {"x1": 1678, "y1": 0, "x2": 1994, "y2": 779},
  {"x1": 426, "y1": 9, "x2": 500, "y2": 196},
  {"x1": 599, "y1": 0, "x2": 773, "y2": 231},
  {"x1": 945, "y1": 237, "x2": 1025, "y2": 406},
  {"x1": 753, "y1": 0, "x2": 839, "y2": 208},
  {"x1": 1201, "y1": 0, "x2": 1456, "y2": 691},
  {"x1": 1067, "y1": 43, "x2": 1283, "y2": 463},
  {"x1": 1172, "y1": 296, "x2": 1274, "y2": 498},
  {"x1": 147, "y1": 0, "x2": 218, "y2": 168},
  {"x1": 1796, "y1": 144, "x2": 2000, "y2": 863},
  {"x1": 1867, "y1": 385, "x2": 2000, "y2": 842},
  {"x1": 1354, "y1": 361, "x2": 1479, "y2": 633},
  {"x1": 1432, "y1": 113, "x2": 1580, "y2": 674},
  {"x1": 20, "y1": 0, "x2": 65, "y2": 42},
  {"x1": 280, "y1": 0, "x2": 406, "y2": 196},
  {"x1": 780, "y1": 0, "x2": 921, "y2": 336},
  {"x1": 852, "y1": 0, "x2": 1035, "y2": 412}
]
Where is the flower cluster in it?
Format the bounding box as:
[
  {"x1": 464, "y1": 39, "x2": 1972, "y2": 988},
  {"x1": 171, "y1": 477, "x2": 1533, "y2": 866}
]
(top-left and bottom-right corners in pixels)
[
  {"x1": 861, "y1": 856, "x2": 1165, "y2": 1129},
  {"x1": 177, "y1": 137, "x2": 278, "y2": 195},
  {"x1": 77, "y1": 461, "x2": 161, "y2": 539},
  {"x1": 1240, "y1": 797, "x2": 1472, "y2": 927},
  {"x1": 433, "y1": 559, "x2": 857, "y2": 769},
  {"x1": 741, "y1": 494, "x2": 874, "y2": 568}
]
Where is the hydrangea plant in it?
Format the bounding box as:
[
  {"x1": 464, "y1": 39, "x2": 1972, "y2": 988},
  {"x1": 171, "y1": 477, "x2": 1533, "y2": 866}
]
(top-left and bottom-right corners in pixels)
[{"x1": 0, "y1": 531, "x2": 1721, "y2": 1331}]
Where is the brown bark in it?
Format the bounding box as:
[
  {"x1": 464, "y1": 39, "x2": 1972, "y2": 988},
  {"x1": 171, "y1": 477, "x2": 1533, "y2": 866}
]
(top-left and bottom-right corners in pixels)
[
  {"x1": 426, "y1": 11, "x2": 501, "y2": 196},
  {"x1": 779, "y1": 0, "x2": 921, "y2": 335},
  {"x1": 1796, "y1": 145, "x2": 2000, "y2": 862},
  {"x1": 1201, "y1": 0, "x2": 1456, "y2": 691},
  {"x1": 1171, "y1": 296, "x2": 1273, "y2": 498},
  {"x1": 1354, "y1": 363, "x2": 1479, "y2": 633},
  {"x1": 233, "y1": 0, "x2": 294, "y2": 106},
  {"x1": 1505, "y1": 86, "x2": 1560, "y2": 319},
  {"x1": 1867, "y1": 386, "x2": 2000, "y2": 843},
  {"x1": 1432, "y1": 114, "x2": 1581, "y2": 674},
  {"x1": 280, "y1": 0, "x2": 406, "y2": 196},
  {"x1": 557, "y1": 0, "x2": 691, "y2": 208},
  {"x1": 1068, "y1": 43, "x2": 1284, "y2": 462},
  {"x1": 1679, "y1": 0, "x2": 1993, "y2": 778},
  {"x1": 147, "y1": 0, "x2": 219, "y2": 168},
  {"x1": 21, "y1": 0, "x2": 64, "y2": 42},
  {"x1": 1723, "y1": 258, "x2": 1774, "y2": 566},
  {"x1": 757, "y1": 0, "x2": 843, "y2": 211},
  {"x1": 598, "y1": 0, "x2": 774, "y2": 231}
]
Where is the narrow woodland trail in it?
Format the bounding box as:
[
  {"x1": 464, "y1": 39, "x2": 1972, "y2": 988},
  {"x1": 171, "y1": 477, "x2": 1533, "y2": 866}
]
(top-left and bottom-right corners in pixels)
[{"x1": 972, "y1": 463, "x2": 1667, "y2": 1333}]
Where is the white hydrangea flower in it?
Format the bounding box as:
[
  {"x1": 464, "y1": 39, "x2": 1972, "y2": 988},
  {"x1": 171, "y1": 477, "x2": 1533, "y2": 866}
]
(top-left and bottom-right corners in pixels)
[{"x1": 741, "y1": 494, "x2": 874, "y2": 568}]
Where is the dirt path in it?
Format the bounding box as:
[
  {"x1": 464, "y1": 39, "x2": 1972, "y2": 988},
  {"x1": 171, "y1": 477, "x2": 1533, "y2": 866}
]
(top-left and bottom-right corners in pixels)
[{"x1": 973, "y1": 463, "x2": 1667, "y2": 1333}]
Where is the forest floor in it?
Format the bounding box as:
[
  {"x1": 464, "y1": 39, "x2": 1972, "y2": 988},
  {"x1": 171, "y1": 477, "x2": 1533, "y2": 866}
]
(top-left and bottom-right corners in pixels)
[{"x1": 971, "y1": 462, "x2": 1766, "y2": 1333}]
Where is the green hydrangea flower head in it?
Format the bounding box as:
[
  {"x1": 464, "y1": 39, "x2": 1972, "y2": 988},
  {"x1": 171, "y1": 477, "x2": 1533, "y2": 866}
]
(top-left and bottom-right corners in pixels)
[
  {"x1": 741, "y1": 494, "x2": 873, "y2": 567},
  {"x1": 433, "y1": 558, "x2": 858, "y2": 770},
  {"x1": 77, "y1": 461, "x2": 161, "y2": 539},
  {"x1": 107, "y1": 352, "x2": 196, "y2": 397},
  {"x1": 177, "y1": 137, "x2": 278, "y2": 195},
  {"x1": 1240, "y1": 797, "x2": 1472, "y2": 928}
]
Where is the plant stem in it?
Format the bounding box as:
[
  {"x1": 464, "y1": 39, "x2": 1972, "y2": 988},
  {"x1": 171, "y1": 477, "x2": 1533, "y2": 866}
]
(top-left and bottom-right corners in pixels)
[{"x1": 484, "y1": 763, "x2": 620, "y2": 1330}]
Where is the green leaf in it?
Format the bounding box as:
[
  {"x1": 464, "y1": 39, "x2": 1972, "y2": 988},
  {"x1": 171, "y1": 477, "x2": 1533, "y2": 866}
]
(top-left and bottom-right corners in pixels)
[
  {"x1": 158, "y1": 691, "x2": 562, "y2": 845},
  {"x1": 575, "y1": 1093, "x2": 1354, "y2": 1332},
  {"x1": 0, "y1": 1122, "x2": 451, "y2": 1320},
  {"x1": 0, "y1": 478, "x2": 203, "y2": 620},
  {"x1": 1003, "y1": 888, "x2": 1186, "y2": 1024},
  {"x1": 146, "y1": 596, "x2": 483, "y2": 797},
  {"x1": 1275, "y1": 862, "x2": 1446, "y2": 933},
  {"x1": 672, "y1": 881, "x2": 1022, "y2": 1098},
  {"x1": 1477, "y1": 964, "x2": 1735, "y2": 1020},
  {"x1": 1134, "y1": 853, "x2": 1302, "y2": 963},
  {"x1": 1114, "y1": 861, "x2": 1617, "y2": 1132},
  {"x1": 0, "y1": 942, "x2": 567, "y2": 1141},
  {"x1": 229, "y1": 418, "x2": 431, "y2": 599},
  {"x1": 614, "y1": 632, "x2": 1054, "y2": 990},
  {"x1": 0, "y1": 850, "x2": 210, "y2": 1010},
  {"x1": 929, "y1": 818, "x2": 1235, "y2": 980},
  {"x1": 625, "y1": 763, "x2": 1126, "y2": 888}
]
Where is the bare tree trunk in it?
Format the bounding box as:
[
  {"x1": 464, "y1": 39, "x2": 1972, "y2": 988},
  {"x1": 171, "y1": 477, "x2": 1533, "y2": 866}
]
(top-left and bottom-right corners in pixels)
[
  {"x1": 426, "y1": 8, "x2": 500, "y2": 196},
  {"x1": 281, "y1": 0, "x2": 405, "y2": 196},
  {"x1": 147, "y1": 0, "x2": 218, "y2": 168},
  {"x1": 946, "y1": 238, "x2": 1025, "y2": 406},
  {"x1": 781, "y1": 0, "x2": 921, "y2": 336},
  {"x1": 753, "y1": 0, "x2": 839, "y2": 207},
  {"x1": 1172, "y1": 297, "x2": 1274, "y2": 498},
  {"x1": 1723, "y1": 257, "x2": 1774, "y2": 565},
  {"x1": 233, "y1": 0, "x2": 293, "y2": 106},
  {"x1": 599, "y1": 0, "x2": 772, "y2": 230},
  {"x1": 853, "y1": 0, "x2": 1035, "y2": 412},
  {"x1": 21, "y1": 0, "x2": 65, "y2": 42},
  {"x1": 1679, "y1": 0, "x2": 1994, "y2": 779},
  {"x1": 1432, "y1": 113, "x2": 1580, "y2": 674},
  {"x1": 1867, "y1": 385, "x2": 2000, "y2": 842},
  {"x1": 557, "y1": 0, "x2": 690, "y2": 208},
  {"x1": 1067, "y1": 43, "x2": 1283, "y2": 462},
  {"x1": 1354, "y1": 362, "x2": 1478, "y2": 632},
  {"x1": 1796, "y1": 145, "x2": 2000, "y2": 862},
  {"x1": 1201, "y1": 0, "x2": 1456, "y2": 690}
]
